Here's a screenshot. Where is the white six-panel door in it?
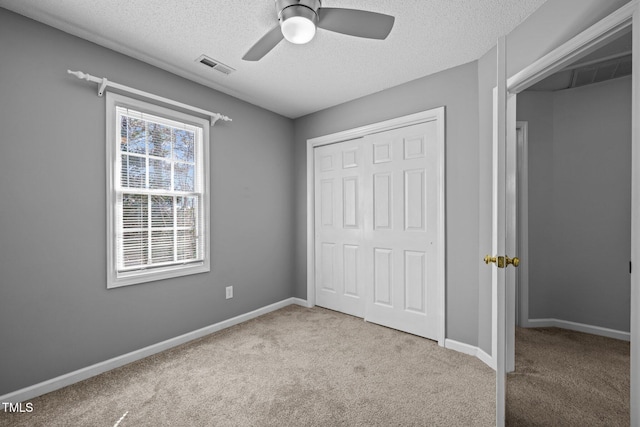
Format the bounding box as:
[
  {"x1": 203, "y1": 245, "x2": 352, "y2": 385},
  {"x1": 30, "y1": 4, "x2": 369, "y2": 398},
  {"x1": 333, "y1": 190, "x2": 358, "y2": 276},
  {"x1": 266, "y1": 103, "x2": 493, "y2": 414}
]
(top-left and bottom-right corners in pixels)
[
  {"x1": 314, "y1": 138, "x2": 366, "y2": 317},
  {"x1": 314, "y1": 119, "x2": 441, "y2": 341},
  {"x1": 363, "y1": 122, "x2": 440, "y2": 340}
]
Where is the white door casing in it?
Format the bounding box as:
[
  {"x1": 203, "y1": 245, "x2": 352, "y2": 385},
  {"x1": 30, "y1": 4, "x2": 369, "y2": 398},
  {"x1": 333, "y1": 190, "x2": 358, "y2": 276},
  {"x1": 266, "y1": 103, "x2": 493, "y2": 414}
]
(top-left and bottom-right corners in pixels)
[
  {"x1": 516, "y1": 122, "x2": 529, "y2": 328},
  {"x1": 307, "y1": 108, "x2": 446, "y2": 345}
]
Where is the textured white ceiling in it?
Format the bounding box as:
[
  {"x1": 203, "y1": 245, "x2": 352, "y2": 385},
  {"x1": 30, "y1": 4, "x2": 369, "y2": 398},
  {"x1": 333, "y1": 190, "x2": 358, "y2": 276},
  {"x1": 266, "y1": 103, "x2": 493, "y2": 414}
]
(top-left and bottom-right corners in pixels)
[{"x1": 0, "y1": 0, "x2": 548, "y2": 118}]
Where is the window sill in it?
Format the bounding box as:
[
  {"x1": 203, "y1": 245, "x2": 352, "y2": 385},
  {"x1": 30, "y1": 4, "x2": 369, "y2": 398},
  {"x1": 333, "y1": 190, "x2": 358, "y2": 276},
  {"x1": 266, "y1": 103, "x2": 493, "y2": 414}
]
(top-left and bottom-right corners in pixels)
[{"x1": 107, "y1": 262, "x2": 210, "y2": 289}]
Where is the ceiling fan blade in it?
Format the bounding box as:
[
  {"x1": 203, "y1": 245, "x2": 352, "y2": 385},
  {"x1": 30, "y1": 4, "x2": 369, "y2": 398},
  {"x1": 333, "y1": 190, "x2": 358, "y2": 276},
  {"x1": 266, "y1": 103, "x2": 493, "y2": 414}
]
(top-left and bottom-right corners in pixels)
[
  {"x1": 317, "y1": 8, "x2": 395, "y2": 40},
  {"x1": 242, "y1": 25, "x2": 284, "y2": 61}
]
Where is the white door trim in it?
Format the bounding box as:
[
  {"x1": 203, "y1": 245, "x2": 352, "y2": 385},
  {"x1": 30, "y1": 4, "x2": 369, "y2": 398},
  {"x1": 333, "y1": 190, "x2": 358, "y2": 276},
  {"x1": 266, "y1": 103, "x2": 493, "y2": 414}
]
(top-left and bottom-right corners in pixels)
[
  {"x1": 507, "y1": 2, "x2": 636, "y2": 94},
  {"x1": 516, "y1": 121, "x2": 529, "y2": 328},
  {"x1": 631, "y1": 11, "x2": 640, "y2": 426},
  {"x1": 494, "y1": 1, "x2": 639, "y2": 425},
  {"x1": 306, "y1": 108, "x2": 446, "y2": 346}
]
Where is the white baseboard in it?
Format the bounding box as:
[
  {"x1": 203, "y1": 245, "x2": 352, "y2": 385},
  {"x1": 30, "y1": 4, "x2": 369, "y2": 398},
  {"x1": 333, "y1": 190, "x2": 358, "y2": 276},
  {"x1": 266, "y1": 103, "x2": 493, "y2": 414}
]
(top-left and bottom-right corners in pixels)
[
  {"x1": 444, "y1": 338, "x2": 477, "y2": 356},
  {"x1": 527, "y1": 318, "x2": 630, "y2": 341},
  {"x1": 442, "y1": 317, "x2": 631, "y2": 374},
  {"x1": 476, "y1": 347, "x2": 496, "y2": 370},
  {"x1": 0, "y1": 297, "x2": 310, "y2": 404},
  {"x1": 445, "y1": 339, "x2": 496, "y2": 370},
  {"x1": 291, "y1": 297, "x2": 312, "y2": 308}
]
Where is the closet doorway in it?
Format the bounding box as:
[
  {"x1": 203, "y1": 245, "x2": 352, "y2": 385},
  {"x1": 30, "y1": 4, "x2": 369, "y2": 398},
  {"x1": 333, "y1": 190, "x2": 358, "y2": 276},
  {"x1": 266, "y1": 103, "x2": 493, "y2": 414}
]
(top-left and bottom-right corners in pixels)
[{"x1": 306, "y1": 108, "x2": 446, "y2": 343}]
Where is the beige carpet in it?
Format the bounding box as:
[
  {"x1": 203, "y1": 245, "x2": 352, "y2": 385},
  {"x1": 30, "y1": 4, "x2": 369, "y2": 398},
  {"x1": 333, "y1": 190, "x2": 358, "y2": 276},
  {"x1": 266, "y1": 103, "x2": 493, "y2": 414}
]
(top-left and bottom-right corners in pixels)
[
  {"x1": 506, "y1": 327, "x2": 630, "y2": 426},
  {"x1": 0, "y1": 306, "x2": 495, "y2": 426}
]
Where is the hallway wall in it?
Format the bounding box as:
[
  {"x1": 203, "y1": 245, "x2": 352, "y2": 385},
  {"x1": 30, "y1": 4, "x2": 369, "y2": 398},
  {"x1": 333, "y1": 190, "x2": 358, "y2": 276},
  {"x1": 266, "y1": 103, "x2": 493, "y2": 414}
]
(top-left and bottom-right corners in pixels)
[{"x1": 519, "y1": 77, "x2": 632, "y2": 332}]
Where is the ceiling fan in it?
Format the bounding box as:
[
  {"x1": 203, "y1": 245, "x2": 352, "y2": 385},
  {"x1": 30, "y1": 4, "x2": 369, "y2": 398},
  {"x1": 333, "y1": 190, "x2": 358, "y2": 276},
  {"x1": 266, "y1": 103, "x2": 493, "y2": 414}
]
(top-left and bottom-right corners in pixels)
[{"x1": 242, "y1": 0, "x2": 395, "y2": 61}]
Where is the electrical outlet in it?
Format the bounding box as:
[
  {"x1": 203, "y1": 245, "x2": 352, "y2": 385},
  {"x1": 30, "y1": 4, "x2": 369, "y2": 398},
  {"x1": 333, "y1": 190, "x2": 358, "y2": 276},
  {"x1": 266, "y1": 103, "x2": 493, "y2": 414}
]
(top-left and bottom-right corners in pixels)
[{"x1": 225, "y1": 286, "x2": 233, "y2": 299}]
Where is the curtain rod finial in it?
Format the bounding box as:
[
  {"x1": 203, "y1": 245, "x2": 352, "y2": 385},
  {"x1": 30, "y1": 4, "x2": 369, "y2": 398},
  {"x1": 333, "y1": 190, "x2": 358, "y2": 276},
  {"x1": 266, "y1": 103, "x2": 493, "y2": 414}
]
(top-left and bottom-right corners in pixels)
[
  {"x1": 68, "y1": 70, "x2": 88, "y2": 80},
  {"x1": 210, "y1": 113, "x2": 232, "y2": 126}
]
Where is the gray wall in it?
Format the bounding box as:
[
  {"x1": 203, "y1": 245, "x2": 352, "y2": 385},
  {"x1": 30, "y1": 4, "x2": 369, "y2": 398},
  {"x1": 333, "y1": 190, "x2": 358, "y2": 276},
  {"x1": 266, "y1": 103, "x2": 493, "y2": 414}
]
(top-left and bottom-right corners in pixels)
[
  {"x1": 0, "y1": 9, "x2": 295, "y2": 395},
  {"x1": 518, "y1": 77, "x2": 631, "y2": 331},
  {"x1": 475, "y1": 0, "x2": 631, "y2": 355},
  {"x1": 517, "y1": 92, "x2": 556, "y2": 319},
  {"x1": 293, "y1": 62, "x2": 481, "y2": 346}
]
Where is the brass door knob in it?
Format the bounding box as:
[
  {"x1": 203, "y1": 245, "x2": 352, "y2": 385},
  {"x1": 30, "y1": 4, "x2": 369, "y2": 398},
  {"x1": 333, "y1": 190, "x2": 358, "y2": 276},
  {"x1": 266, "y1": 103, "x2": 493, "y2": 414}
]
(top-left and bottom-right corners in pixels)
[
  {"x1": 484, "y1": 255, "x2": 519, "y2": 268},
  {"x1": 506, "y1": 256, "x2": 520, "y2": 267},
  {"x1": 484, "y1": 255, "x2": 497, "y2": 265}
]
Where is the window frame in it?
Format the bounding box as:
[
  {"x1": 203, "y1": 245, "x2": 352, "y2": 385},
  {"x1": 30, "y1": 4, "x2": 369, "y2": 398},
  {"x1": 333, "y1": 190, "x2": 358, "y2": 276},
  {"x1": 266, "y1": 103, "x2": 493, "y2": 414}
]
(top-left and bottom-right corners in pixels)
[{"x1": 106, "y1": 92, "x2": 210, "y2": 289}]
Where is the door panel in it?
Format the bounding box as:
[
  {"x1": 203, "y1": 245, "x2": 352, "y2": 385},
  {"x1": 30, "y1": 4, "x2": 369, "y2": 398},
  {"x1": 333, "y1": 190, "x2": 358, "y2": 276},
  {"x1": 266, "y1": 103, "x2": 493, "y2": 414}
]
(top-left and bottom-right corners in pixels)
[
  {"x1": 404, "y1": 169, "x2": 426, "y2": 231},
  {"x1": 405, "y1": 250, "x2": 426, "y2": 314},
  {"x1": 314, "y1": 139, "x2": 366, "y2": 317},
  {"x1": 373, "y1": 173, "x2": 392, "y2": 229},
  {"x1": 343, "y1": 176, "x2": 359, "y2": 228},
  {"x1": 320, "y1": 180, "x2": 334, "y2": 226},
  {"x1": 373, "y1": 248, "x2": 393, "y2": 306},
  {"x1": 364, "y1": 121, "x2": 440, "y2": 340},
  {"x1": 343, "y1": 245, "x2": 360, "y2": 297},
  {"x1": 319, "y1": 242, "x2": 335, "y2": 291}
]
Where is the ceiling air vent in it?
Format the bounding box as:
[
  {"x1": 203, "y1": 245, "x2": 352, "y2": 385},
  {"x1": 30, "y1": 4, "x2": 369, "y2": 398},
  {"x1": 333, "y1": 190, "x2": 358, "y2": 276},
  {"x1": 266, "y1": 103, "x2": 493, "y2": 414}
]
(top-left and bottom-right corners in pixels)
[
  {"x1": 195, "y1": 55, "x2": 235, "y2": 76},
  {"x1": 526, "y1": 53, "x2": 632, "y2": 92},
  {"x1": 570, "y1": 54, "x2": 632, "y2": 88}
]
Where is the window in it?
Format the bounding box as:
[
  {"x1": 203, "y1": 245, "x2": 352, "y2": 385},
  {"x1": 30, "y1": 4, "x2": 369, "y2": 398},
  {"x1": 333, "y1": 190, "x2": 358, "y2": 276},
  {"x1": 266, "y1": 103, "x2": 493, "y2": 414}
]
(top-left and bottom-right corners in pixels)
[{"x1": 106, "y1": 93, "x2": 210, "y2": 288}]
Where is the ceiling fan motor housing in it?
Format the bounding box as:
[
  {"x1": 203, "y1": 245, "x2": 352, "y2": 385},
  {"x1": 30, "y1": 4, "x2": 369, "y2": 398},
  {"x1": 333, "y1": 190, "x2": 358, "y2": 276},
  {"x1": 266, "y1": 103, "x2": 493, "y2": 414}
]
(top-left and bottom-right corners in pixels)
[{"x1": 276, "y1": 0, "x2": 321, "y2": 26}]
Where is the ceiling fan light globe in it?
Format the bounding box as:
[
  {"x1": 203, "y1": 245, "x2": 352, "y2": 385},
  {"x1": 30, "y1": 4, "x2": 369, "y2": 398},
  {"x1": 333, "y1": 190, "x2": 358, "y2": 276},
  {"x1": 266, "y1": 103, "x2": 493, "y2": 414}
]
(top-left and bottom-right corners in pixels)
[{"x1": 281, "y1": 16, "x2": 316, "y2": 44}]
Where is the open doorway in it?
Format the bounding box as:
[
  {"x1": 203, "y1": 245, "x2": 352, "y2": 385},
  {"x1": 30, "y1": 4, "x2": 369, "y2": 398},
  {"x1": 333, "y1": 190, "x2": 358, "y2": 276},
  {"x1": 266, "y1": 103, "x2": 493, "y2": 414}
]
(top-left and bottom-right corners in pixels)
[{"x1": 507, "y1": 30, "x2": 632, "y2": 424}]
